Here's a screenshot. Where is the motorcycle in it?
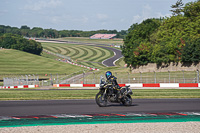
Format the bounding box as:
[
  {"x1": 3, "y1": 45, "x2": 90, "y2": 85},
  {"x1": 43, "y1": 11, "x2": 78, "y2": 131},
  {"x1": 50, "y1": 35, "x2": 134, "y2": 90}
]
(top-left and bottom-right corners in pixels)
[{"x1": 95, "y1": 76, "x2": 133, "y2": 107}]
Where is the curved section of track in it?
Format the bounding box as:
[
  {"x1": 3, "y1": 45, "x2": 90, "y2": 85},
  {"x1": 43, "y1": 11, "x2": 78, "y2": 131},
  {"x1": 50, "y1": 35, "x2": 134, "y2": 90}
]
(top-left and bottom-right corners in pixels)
[{"x1": 100, "y1": 46, "x2": 123, "y2": 67}]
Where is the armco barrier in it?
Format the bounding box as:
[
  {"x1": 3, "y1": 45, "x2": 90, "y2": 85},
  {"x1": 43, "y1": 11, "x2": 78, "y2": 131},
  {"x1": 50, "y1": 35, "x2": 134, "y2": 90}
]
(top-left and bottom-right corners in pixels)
[
  {"x1": 53, "y1": 83, "x2": 200, "y2": 88},
  {"x1": 143, "y1": 83, "x2": 160, "y2": 87},
  {"x1": 179, "y1": 83, "x2": 199, "y2": 87},
  {"x1": 0, "y1": 85, "x2": 39, "y2": 89}
]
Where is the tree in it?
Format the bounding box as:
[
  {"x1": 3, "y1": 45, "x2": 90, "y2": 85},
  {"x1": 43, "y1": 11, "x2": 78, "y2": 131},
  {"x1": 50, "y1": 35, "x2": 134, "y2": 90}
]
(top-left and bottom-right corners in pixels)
[
  {"x1": 30, "y1": 27, "x2": 44, "y2": 37},
  {"x1": 181, "y1": 38, "x2": 200, "y2": 63},
  {"x1": 122, "y1": 1, "x2": 200, "y2": 67},
  {"x1": 44, "y1": 29, "x2": 59, "y2": 38},
  {"x1": 11, "y1": 27, "x2": 21, "y2": 35},
  {"x1": 170, "y1": 0, "x2": 184, "y2": 16},
  {"x1": 151, "y1": 0, "x2": 200, "y2": 63},
  {"x1": 183, "y1": 1, "x2": 200, "y2": 18},
  {"x1": 20, "y1": 25, "x2": 30, "y2": 30},
  {"x1": 20, "y1": 25, "x2": 30, "y2": 37},
  {"x1": 0, "y1": 33, "x2": 43, "y2": 55},
  {"x1": 0, "y1": 24, "x2": 127, "y2": 38},
  {"x1": 122, "y1": 18, "x2": 161, "y2": 67},
  {"x1": 0, "y1": 33, "x2": 17, "y2": 49}
]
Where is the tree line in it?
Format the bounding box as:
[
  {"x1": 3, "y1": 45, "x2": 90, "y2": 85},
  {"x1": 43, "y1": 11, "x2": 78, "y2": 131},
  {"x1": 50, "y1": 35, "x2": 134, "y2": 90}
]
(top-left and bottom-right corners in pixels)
[
  {"x1": 0, "y1": 33, "x2": 43, "y2": 55},
  {"x1": 122, "y1": 0, "x2": 200, "y2": 68},
  {"x1": 0, "y1": 25, "x2": 127, "y2": 39}
]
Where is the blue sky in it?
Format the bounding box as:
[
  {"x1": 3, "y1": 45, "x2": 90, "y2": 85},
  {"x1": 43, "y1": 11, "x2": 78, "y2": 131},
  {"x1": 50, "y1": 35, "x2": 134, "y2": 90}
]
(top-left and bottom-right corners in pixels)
[{"x1": 0, "y1": 0, "x2": 194, "y2": 31}]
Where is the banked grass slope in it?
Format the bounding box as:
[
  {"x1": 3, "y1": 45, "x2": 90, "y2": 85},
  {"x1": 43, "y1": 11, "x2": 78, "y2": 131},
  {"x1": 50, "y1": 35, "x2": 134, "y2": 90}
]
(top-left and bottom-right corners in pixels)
[{"x1": 0, "y1": 49, "x2": 84, "y2": 75}]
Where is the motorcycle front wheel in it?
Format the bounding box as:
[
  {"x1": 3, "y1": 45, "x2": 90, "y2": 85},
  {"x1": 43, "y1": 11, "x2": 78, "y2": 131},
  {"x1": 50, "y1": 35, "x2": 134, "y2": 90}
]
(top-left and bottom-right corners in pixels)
[
  {"x1": 122, "y1": 95, "x2": 132, "y2": 106},
  {"x1": 95, "y1": 91, "x2": 107, "y2": 107}
]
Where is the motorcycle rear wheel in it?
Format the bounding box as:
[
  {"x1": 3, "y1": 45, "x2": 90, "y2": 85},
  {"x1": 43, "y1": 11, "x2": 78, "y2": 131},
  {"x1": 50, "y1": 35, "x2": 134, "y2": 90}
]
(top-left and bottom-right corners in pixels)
[
  {"x1": 95, "y1": 91, "x2": 107, "y2": 107},
  {"x1": 122, "y1": 95, "x2": 132, "y2": 106}
]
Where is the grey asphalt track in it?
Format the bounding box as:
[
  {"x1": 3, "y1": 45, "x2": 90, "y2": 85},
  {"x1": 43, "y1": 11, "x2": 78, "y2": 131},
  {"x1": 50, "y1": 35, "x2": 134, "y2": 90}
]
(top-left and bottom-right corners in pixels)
[
  {"x1": 100, "y1": 46, "x2": 123, "y2": 67},
  {"x1": 0, "y1": 99, "x2": 199, "y2": 116}
]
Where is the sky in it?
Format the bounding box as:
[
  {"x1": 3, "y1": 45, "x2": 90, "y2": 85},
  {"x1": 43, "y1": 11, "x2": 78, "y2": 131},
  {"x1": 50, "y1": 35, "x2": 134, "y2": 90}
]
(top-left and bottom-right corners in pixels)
[{"x1": 0, "y1": 0, "x2": 195, "y2": 31}]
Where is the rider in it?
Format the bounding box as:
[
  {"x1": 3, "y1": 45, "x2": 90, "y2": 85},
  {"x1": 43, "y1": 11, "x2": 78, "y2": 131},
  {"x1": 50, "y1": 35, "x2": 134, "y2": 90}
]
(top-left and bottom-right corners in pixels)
[{"x1": 105, "y1": 71, "x2": 122, "y2": 98}]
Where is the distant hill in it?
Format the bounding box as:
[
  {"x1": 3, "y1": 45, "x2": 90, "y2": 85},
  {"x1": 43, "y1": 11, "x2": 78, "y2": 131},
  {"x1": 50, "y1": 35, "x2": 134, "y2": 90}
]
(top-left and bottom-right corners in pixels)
[{"x1": 0, "y1": 49, "x2": 84, "y2": 74}]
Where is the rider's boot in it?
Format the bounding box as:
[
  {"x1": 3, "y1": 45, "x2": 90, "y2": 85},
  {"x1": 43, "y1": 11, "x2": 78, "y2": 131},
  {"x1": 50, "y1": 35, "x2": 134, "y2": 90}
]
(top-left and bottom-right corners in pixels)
[{"x1": 117, "y1": 91, "x2": 122, "y2": 99}]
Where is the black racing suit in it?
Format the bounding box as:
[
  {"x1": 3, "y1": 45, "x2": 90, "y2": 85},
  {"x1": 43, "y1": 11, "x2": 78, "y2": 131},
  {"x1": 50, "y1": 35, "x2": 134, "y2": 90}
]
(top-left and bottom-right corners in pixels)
[{"x1": 104, "y1": 75, "x2": 121, "y2": 98}]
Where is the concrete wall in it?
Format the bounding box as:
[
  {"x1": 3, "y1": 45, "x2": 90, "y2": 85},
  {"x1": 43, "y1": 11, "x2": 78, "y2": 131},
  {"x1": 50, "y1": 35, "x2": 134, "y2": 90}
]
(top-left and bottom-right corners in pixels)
[{"x1": 131, "y1": 62, "x2": 200, "y2": 73}]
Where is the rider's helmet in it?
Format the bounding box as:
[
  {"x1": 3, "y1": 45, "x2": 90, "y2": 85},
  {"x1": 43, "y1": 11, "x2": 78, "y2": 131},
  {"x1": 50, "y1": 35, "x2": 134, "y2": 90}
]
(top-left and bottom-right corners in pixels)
[{"x1": 105, "y1": 71, "x2": 112, "y2": 79}]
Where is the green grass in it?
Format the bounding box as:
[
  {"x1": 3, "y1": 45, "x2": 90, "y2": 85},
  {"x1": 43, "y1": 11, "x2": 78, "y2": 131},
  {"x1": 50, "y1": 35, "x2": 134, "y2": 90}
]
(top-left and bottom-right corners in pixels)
[
  {"x1": 0, "y1": 49, "x2": 84, "y2": 75},
  {"x1": 115, "y1": 57, "x2": 125, "y2": 67},
  {"x1": 133, "y1": 89, "x2": 200, "y2": 98},
  {"x1": 56, "y1": 37, "x2": 123, "y2": 46},
  {"x1": 0, "y1": 89, "x2": 199, "y2": 100}
]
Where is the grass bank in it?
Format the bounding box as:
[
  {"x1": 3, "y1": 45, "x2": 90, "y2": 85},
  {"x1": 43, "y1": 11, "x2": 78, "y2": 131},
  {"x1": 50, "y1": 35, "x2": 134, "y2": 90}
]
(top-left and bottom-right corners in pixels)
[
  {"x1": 58, "y1": 37, "x2": 123, "y2": 46},
  {"x1": 0, "y1": 49, "x2": 84, "y2": 74},
  {"x1": 0, "y1": 89, "x2": 199, "y2": 100},
  {"x1": 0, "y1": 49, "x2": 86, "y2": 86}
]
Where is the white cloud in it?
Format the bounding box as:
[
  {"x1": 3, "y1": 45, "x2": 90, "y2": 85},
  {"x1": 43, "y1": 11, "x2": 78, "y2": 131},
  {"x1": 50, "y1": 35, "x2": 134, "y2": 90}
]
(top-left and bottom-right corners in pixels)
[
  {"x1": 81, "y1": 16, "x2": 89, "y2": 23},
  {"x1": 96, "y1": 13, "x2": 108, "y2": 21},
  {"x1": 96, "y1": 13, "x2": 110, "y2": 26},
  {"x1": 120, "y1": 18, "x2": 125, "y2": 22},
  {"x1": 132, "y1": 4, "x2": 153, "y2": 24},
  {"x1": 46, "y1": 14, "x2": 89, "y2": 26},
  {"x1": 50, "y1": 16, "x2": 63, "y2": 24},
  {"x1": 24, "y1": 0, "x2": 62, "y2": 11},
  {"x1": 142, "y1": 4, "x2": 152, "y2": 20},
  {"x1": 0, "y1": 10, "x2": 8, "y2": 16},
  {"x1": 156, "y1": 12, "x2": 171, "y2": 18},
  {"x1": 132, "y1": 15, "x2": 141, "y2": 24},
  {"x1": 131, "y1": 4, "x2": 171, "y2": 24}
]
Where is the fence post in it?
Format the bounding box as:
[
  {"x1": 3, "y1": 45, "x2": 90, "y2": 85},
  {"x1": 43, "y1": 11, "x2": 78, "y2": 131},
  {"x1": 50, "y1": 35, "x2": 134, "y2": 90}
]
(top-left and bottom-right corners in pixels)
[
  {"x1": 127, "y1": 72, "x2": 130, "y2": 83},
  {"x1": 37, "y1": 75, "x2": 39, "y2": 85},
  {"x1": 140, "y1": 72, "x2": 142, "y2": 83},
  {"x1": 154, "y1": 71, "x2": 156, "y2": 83},
  {"x1": 182, "y1": 70, "x2": 185, "y2": 83},
  {"x1": 57, "y1": 74, "x2": 58, "y2": 84},
  {"x1": 25, "y1": 75, "x2": 28, "y2": 85},
  {"x1": 3, "y1": 78, "x2": 5, "y2": 86},
  {"x1": 93, "y1": 72, "x2": 95, "y2": 84},
  {"x1": 197, "y1": 69, "x2": 199, "y2": 83},
  {"x1": 33, "y1": 74, "x2": 35, "y2": 85},
  {"x1": 50, "y1": 73, "x2": 53, "y2": 86},
  {"x1": 115, "y1": 72, "x2": 117, "y2": 78},
  {"x1": 168, "y1": 70, "x2": 170, "y2": 83},
  {"x1": 83, "y1": 72, "x2": 85, "y2": 84},
  {"x1": 21, "y1": 75, "x2": 24, "y2": 85}
]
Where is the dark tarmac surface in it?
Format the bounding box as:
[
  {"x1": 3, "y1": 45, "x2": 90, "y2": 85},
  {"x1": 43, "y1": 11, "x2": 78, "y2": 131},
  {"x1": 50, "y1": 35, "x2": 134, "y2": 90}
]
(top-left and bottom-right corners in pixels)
[
  {"x1": 100, "y1": 46, "x2": 123, "y2": 67},
  {"x1": 0, "y1": 99, "x2": 200, "y2": 116}
]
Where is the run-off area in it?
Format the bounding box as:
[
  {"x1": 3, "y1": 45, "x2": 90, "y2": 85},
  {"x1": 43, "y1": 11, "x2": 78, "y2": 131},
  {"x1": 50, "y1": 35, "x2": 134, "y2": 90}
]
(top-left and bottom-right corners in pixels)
[{"x1": 0, "y1": 112, "x2": 200, "y2": 128}]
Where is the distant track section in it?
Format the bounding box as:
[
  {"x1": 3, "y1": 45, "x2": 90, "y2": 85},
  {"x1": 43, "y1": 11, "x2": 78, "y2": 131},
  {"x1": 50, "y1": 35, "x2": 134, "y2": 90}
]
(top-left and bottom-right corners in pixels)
[
  {"x1": 36, "y1": 39, "x2": 123, "y2": 67},
  {"x1": 100, "y1": 46, "x2": 123, "y2": 67}
]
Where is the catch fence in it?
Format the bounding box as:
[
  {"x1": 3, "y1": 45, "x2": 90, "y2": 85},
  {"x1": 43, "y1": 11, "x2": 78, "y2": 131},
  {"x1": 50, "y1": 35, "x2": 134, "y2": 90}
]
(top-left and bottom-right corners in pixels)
[
  {"x1": 58, "y1": 70, "x2": 200, "y2": 84},
  {"x1": 2, "y1": 70, "x2": 200, "y2": 87},
  {"x1": 3, "y1": 74, "x2": 39, "y2": 87}
]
